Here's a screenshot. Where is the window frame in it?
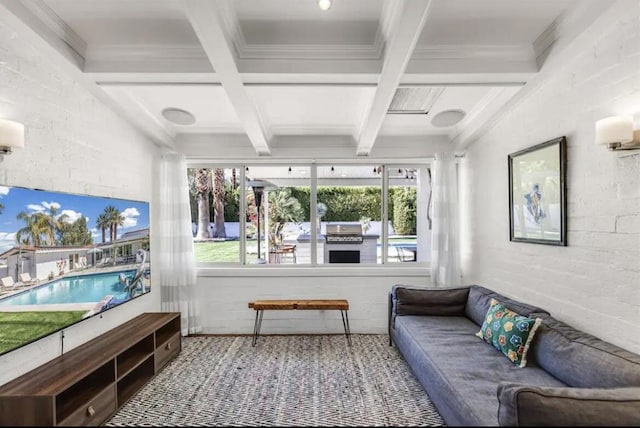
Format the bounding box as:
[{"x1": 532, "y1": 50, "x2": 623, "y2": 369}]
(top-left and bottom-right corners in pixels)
[{"x1": 186, "y1": 159, "x2": 431, "y2": 269}]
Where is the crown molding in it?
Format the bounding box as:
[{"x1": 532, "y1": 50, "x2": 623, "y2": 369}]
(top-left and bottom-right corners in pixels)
[
  {"x1": 172, "y1": 125, "x2": 246, "y2": 134},
  {"x1": 21, "y1": 0, "x2": 86, "y2": 57},
  {"x1": 268, "y1": 125, "x2": 357, "y2": 137},
  {"x1": 412, "y1": 44, "x2": 533, "y2": 62},
  {"x1": 237, "y1": 43, "x2": 383, "y2": 60},
  {"x1": 84, "y1": 45, "x2": 213, "y2": 73},
  {"x1": 533, "y1": 16, "x2": 561, "y2": 68}
]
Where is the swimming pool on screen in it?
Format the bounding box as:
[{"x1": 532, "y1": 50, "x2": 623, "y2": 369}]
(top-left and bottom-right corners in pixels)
[{"x1": 0, "y1": 270, "x2": 137, "y2": 306}]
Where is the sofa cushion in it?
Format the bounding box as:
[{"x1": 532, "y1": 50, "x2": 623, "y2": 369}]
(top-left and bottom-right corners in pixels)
[
  {"x1": 393, "y1": 315, "x2": 565, "y2": 426},
  {"x1": 476, "y1": 298, "x2": 542, "y2": 368},
  {"x1": 393, "y1": 285, "x2": 469, "y2": 317},
  {"x1": 531, "y1": 315, "x2": 640, "y2": 388},
  {"x1": 497, "y1": 382, "x2": 640, "y2": 426},
  {"x1": 465, "y1": 285, "x2": 549, "y2": 326}
]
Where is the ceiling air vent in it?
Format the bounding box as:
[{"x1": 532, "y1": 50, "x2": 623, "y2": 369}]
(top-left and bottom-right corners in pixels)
[{"x1": 387, "y1": 87, "x2": 444, "y2": 114}]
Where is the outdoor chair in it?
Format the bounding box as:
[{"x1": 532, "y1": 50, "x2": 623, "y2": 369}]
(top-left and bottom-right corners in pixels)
[
  {"x1": 1, "y1": 276, "x2": 19, "y2": 291},
  {"x1": 96, "y1": 257, "x2": 113, "y2": 267},
  {"x1": 19, "y1": 273, "x2": 38, "y2": 286}
]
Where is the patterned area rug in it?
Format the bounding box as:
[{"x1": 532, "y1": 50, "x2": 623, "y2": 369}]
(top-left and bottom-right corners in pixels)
[{"x1": 106, "y1": 334, "x2": 445, "y2": 427}]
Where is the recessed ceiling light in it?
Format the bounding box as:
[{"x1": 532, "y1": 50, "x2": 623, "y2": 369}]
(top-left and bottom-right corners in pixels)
[
  {"x1": 431, "y1": 109, "x2": 466, "y2": 127},
  {"x1": 162, "y1": 108, "x2": 196, "y2": 126},
  {"x1": 318, "y1": 0, "x2": 332, "y2": 11}
]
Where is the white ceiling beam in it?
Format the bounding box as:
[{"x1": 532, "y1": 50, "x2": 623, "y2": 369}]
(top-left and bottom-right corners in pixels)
[
  {"x1": 0, "y1": 0, "x2": 84, "y2": 69},
  {"x1": 0, "y1": 0, "x2": 176, "y2": 150},
  {"x1": 88, "y1": 71, "x2": 530, "y2": 87},
  {"x1": 100, "y1": 86, "x2": 178, "y2": 146},
  {"x1": 448, "y1": 87, "x2": 522, "y2": 145},
  {"x1": 177, "y1": 133, "x2": 450, "y2": 160},
  {"x1": 83, "y1": 45, "x2": 213, "y2": 74},
  {"x1": 355, "y1": 0, "x2": 433, "y2": 156},
  {"x1": 91, "y1": 74, "x2": 223, "y2": 85},
  {"x1": 183, "y1": 0, "x2": 271, "y2": 156},
  {"x1": 83, "y1": 55, "x2": 537, "y2": 82}
]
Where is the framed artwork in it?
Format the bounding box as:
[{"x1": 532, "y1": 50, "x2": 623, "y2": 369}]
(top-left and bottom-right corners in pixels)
[{"x1": 508, "y1": 136, "x2": 567, "y2": 246}]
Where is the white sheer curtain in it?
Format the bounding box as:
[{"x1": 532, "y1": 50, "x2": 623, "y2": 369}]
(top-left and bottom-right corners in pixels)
[
  {"x1": 157, "y1": 152, "x2": 201, "y2": 335},
  {"x1": 430, "y1": 152, "x2": 462, "y2": 286}
]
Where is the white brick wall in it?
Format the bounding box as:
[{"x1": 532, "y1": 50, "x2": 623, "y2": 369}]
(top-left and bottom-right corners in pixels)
[
  {"x1": 196, "y1": 269, "x2": 431, "y2": 335},
  {"x1": 0, "y1": 15, "x2": 160, "y2": 385},
  {"x1": 460, "y1": 14, "x2": 640, "y2": 353}
]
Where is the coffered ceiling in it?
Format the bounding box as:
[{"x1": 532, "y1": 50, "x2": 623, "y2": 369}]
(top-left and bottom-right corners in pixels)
[{"x1": 0, "y1": 0, "x2": 616, "y2": 157}]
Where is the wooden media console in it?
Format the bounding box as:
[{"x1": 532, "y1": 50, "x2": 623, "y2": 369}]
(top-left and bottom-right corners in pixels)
[{"x1": 0, "y1": 312, "x2": 181, "y2": 426}]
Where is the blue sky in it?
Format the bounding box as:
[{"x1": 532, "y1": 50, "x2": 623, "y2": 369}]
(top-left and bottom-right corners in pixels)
[{"x1": 0, "y1": 185, "x2": 150, "y2": 252}]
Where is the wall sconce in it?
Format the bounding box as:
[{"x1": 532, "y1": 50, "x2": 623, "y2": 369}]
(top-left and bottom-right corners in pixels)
[
  {"x1": 595, "y1": 116, "x2": 640, "y2": 151},
  {"x1": 318, "y1": 0, "x2": 332, "y2": 11},
  {"x1": 0, "y1": 119, "x2": 25, "y2": 160}
]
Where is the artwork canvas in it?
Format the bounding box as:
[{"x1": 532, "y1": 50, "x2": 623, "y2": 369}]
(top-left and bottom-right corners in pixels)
[{"x1": 508, "y1": 136, "x2": 567, "y2": 246}]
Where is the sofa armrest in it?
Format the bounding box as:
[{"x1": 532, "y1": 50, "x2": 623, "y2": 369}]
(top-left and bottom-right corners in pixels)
[
  {"x1": 388, "y1": 285, "x2": 470, "y2": 339},
  {"x1": 497, "y1": 382, "x2": 640, "y2": 426}
]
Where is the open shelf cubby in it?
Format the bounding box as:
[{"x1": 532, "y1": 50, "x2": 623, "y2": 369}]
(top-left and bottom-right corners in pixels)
[
  {"x1": 117, "y1": 355, "x2": 155, "y2": 406},
  {"x1": 116, "y1": 334, "x2": 154, "y2": 379},
  {"x1": 0, "y1": 312, "x2": 181, "y2": 427}
]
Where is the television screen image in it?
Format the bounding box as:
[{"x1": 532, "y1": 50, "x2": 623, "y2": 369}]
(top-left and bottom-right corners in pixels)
[{"x1": 0, "y1": 185, "x2": 150, "y2": 356}]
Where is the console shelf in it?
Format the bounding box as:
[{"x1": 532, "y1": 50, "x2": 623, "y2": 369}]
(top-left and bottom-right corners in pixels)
[{"x1": 0, "y1": 312, "x2": 181, "y2": 426}]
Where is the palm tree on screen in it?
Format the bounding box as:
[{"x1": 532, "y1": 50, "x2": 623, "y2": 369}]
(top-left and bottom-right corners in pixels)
[
  {"x1": 96, "y1": 213, "x2": 109, "y2": 243},
  {"x1": 15, "y1": 211, "x2": 48, "y2": 246},
  {"x1": 102, "y1": 205, "x2": 124, "y2": 242},
  {"x1": 44, "y1": 205, "x2": 68, "y2": 245}
]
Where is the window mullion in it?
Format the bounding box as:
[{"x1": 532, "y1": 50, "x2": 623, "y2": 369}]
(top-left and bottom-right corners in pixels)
[
  {"x1": 310, "y1": 164, "x2": 318, "y2": 266},
  {"x1": 240, "y1": 166, "x2": 246, "y2": 265},
  {"x1": 382, "y1": 165, "x2": 389, "y2": 264}
]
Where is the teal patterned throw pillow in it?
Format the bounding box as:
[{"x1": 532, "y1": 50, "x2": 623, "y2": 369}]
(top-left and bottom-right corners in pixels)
[{"x1": 475, "y1": 298, "x2": 542, "y2": 368}]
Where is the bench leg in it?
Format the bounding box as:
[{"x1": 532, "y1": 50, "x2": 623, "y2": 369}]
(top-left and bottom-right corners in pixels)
[
  {"x1": 341, "y1": 309, "x2": 352, "y2": 346},
  {"x1": 252, "y1": 310, "x2": 264, "y2": 346}
]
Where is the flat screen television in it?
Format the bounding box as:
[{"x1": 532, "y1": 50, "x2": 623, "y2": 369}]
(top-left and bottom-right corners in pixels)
[{"x1": 0, "y1": 185, "x2": 150, "y2": 356}]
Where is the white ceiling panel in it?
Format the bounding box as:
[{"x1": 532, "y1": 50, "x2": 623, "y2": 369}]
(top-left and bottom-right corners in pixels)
[
  {"x1": 233, "y1": 0, "x2": 384, "y2": 21},
  {"x1": 418, "y1": 0, "x2": 574, "y2": 46},
  {"x1": 240, "y1": 20, "x2": 379, "y2": 46},
  {"x1": 43, "y1": 0, "x2": 198, "y2": 46},
  {"x1": 102, "y1": 84, "x2": 243, "y2": 133},
  {"x1": 247, "y1": 86, "x2": 376, "y2": 136}
]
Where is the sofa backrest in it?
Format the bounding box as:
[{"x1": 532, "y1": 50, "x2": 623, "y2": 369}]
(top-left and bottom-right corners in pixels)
[
  {"x1": 393, "y1": 285, "x2": 469, "y2": 316},
  {"x1": 464, "y1": 285, "x2": 550, "y2": 326},
  {"x1": 530, "y1": 315, "x2": 640, "y2": 388}
]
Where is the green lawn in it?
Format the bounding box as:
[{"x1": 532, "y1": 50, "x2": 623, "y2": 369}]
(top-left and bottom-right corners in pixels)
[
  {"x1": 194, "y1": 240, "x2": 242, "y2": 263},
  {"x1": 0, "y1": 311, "x2": 86, "y2": 354}
]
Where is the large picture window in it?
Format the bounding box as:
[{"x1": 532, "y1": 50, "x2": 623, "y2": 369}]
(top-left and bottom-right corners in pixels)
[{"x1": 187, "y1": 163, "x2": 429, "y2": 267}]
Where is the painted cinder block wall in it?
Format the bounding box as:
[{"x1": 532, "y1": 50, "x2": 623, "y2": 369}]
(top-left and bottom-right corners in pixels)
[
  {"x1": 460, "y1": 12, "x2": 640, "y2": 353},
  {"x1": 0, "y1": 14, "x2": 160, "y2": 385},
  {"x1": 195, "y1": 268, "x2": 431, "y2": 336}
]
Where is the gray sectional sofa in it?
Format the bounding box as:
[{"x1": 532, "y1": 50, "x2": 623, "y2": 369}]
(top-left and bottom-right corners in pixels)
[{"x1": 388, "y1": 284, "x2": 640, "y2": 426}]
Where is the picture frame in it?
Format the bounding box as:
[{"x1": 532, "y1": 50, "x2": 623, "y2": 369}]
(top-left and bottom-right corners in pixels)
[{"x1": 508, "y1": 136, "x2": 567, "y2": 246}]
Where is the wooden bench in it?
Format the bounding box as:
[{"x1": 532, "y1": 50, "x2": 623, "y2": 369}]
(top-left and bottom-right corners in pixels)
[{"x1": 248, "y1": 299, "x2": 351, "y2": 346}]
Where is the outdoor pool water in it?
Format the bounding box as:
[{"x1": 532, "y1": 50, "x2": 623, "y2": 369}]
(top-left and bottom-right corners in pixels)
[{"x1": 0, "y1": 270, "x2": 135, "y2": 306}]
